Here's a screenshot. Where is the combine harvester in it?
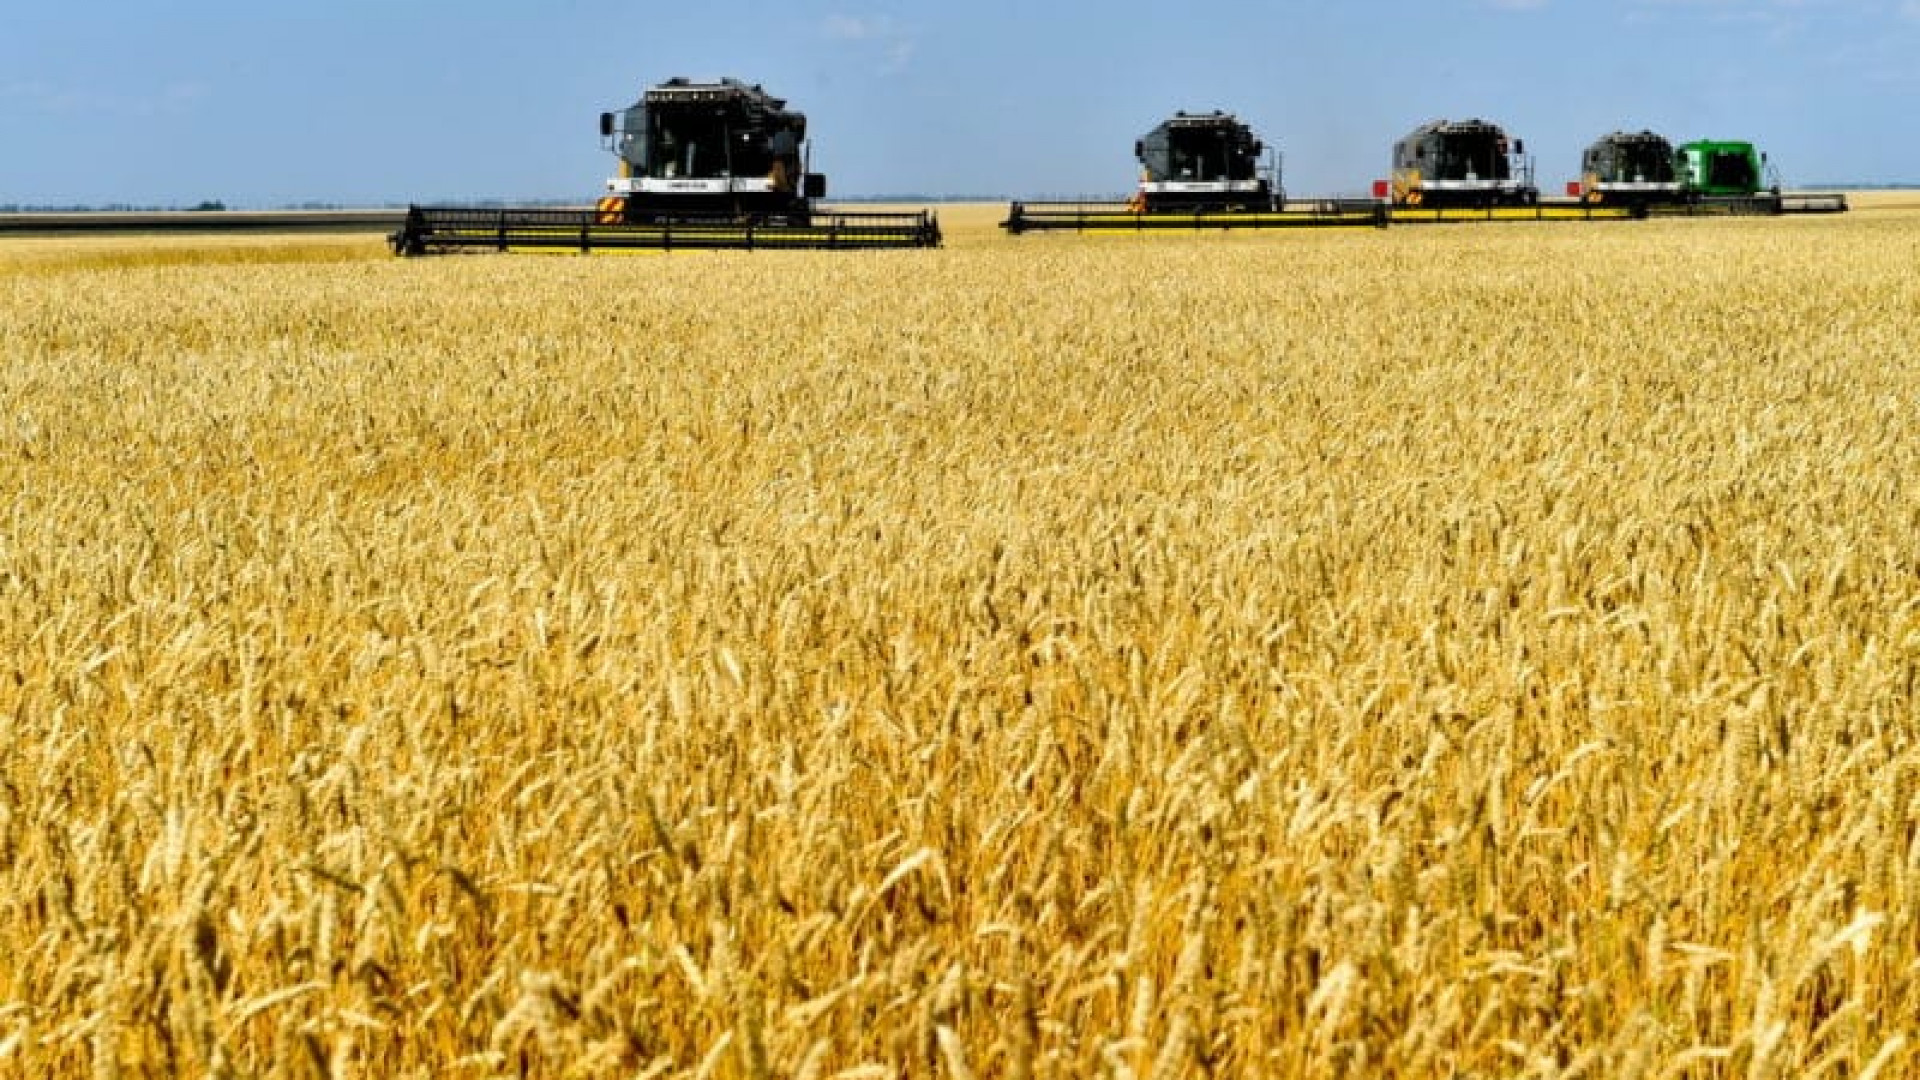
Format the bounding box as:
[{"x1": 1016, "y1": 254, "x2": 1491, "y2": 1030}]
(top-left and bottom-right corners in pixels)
[
  {"x1": 1666, "y1": 140, "x2": 1848, "y2": 215},
  {"x1": 1002, "y1": 111, "x2": 1385, "y2": 234},
  {"x1": 1385, "y1": 118, "x2": 1639, "y2": 222},
  {"x1": 391, "y1": 77, "x2": 940, "y2": 255},
  {"x1": 1571, "y1": 132, "x2": 1847, "y2": 215},
  {"x1": 1571, "y1": 130, "x2": 1685, "y2": 208}
]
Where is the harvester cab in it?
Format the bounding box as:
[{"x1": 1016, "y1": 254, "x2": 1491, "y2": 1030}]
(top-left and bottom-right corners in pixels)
[
  {"x1": 1577, "y1": 131, "x2": 1682, "y2": 205},
  {"x1": 1678, "y1": 140, "x2": 1773, "y2": 198},
  {"x1": 1132, "y1": 112, "x2": 1277, "y2": 212},
  {"x1": 599, "y1": 77, "x2": 825, "y2": 223},
  {"x1": 1391, "y1": 119, "x2": 1537, "y2": 208}
]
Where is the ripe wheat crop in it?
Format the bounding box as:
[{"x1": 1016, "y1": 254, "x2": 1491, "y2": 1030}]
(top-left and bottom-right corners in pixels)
[{"x1": 2, "y1": 202, "x2": 1919, "y2": 1078}]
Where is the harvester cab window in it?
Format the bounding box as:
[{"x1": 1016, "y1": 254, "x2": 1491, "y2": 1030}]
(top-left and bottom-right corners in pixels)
[
  {"x1": 644, "y1": 108, "x2": 728, "y2": 179},
  {"x1": 1169, "y1": 134, "x2": 1226, "y2": 182},
  {"x1": 1437, "y1": 134, "x2": 1507, "y2": 181},
  {"x1": 662, "y1": 129, "x2": 720, "y2": 178},
  {"x1": 1708, "y1": 153, "x2": 1755, "y2": 191},
  {"x1": 655, "y1": 129, "x2": 678, "y2": 177},
  {"x1": 1632, "y1": 145, "x2": 1673, "y2": 183},
  {"x1": 730, "y1": 130, "x2": 766, "y2": 177}
]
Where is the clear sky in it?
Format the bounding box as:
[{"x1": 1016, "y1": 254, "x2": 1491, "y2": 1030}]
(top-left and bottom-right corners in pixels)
[{"x1": 3, "y1": 0, "x2": 1915, "y2": 206}]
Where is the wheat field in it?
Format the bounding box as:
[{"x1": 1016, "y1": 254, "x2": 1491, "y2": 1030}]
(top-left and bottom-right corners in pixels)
[{"x1": 2, "y1": 199, "x2": 1919, "y2": 1078}]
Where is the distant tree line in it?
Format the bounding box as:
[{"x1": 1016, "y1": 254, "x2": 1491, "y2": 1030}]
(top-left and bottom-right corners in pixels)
[{"x1": 0, "y1": 200, "x2": 350, "y2": 212}]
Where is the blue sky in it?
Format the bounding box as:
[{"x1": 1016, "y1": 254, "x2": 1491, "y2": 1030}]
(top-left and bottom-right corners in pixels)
[{"x1": 3, "y1": 0, "x2": 1916, "y2": 206}]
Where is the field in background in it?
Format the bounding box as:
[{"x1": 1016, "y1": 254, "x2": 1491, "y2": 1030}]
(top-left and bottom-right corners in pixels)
[
  {"x1": 3, "y1": 201, "x2": 1919, "y2": 1077},
  {"x1": 1847, "y1": 190, "x2": 1920, "y2": 212}
]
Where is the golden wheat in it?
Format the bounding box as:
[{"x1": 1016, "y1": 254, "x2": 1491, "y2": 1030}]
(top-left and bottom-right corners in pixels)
[{"x1": 1, "y1": 201, "x2": 1918, "y2": 1077}]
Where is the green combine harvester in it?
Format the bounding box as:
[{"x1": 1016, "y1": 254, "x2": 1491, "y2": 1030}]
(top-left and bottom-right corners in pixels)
[{"x1": 1658, "y1": 140, "x2": 1849, "y2": 215}]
